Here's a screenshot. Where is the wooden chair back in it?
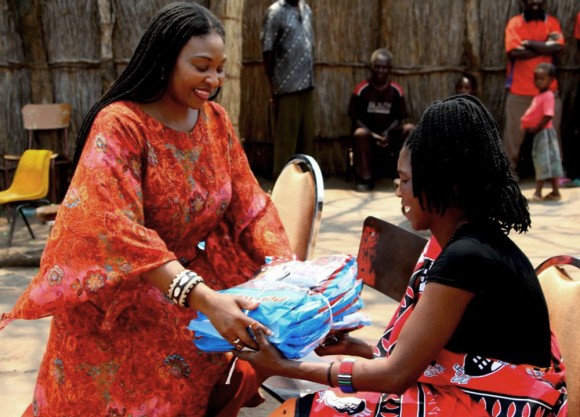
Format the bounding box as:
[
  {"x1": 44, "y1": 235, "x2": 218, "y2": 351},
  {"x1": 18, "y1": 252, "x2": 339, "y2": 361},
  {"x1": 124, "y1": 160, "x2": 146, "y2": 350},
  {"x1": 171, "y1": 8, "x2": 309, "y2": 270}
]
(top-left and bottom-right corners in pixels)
[
  {"x1": 21, "y1": 103, "x2": 72, "y2": 156},
  {"x1": 357, "y1": 216, "x2": 428, "y2": 301}
]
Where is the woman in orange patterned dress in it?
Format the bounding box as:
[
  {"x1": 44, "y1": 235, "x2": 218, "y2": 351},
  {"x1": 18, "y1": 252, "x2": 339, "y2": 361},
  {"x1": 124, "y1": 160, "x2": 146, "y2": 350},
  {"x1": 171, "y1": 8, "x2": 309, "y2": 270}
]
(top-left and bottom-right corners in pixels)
[{"x1": 0, "y1": 3, "x2": 291, "y2": 416}]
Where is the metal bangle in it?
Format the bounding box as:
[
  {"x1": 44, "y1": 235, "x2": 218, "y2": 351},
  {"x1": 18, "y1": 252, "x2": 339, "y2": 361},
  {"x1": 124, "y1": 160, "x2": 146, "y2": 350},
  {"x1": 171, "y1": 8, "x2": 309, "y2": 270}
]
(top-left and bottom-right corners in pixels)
[{"x1": 327, "y1": 361, "x2": 335, "y2": 387}]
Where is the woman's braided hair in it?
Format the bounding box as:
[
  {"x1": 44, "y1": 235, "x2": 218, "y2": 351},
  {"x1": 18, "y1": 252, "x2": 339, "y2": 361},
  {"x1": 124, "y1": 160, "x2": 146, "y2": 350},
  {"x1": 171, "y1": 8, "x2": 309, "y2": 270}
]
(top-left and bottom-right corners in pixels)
[
  {"x1": 405, "y1": 94, "x2": 530, "y2": 234},
  {"x1": 71, "y1": 2, "x2": 225, "y2": 172}
]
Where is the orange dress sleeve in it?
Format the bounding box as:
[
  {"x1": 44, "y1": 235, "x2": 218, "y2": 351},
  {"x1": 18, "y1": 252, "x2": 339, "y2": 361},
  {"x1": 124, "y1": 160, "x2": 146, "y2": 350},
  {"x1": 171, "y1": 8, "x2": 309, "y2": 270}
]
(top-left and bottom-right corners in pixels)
[
  {"x1": 0, "y1": 101, "x2": 292, "y2": 416},
  {"x1": 2, "y1": 101, "x2": 292, "y2": 326},
  {"x1": 2, "y1": 104, "x2": 177, "y2": 324}
]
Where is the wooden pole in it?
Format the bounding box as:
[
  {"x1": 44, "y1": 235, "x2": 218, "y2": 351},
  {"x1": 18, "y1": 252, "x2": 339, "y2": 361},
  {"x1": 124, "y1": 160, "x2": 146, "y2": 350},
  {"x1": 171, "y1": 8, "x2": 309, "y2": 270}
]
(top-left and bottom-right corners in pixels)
[
  {"x1": 210, "y1": 0, "x2": 245, "y2": 139},
  {"x1": 97, "y1": 0, "x2": 116, "y2": 91},
  {"x1": 16, "y1": 0, "x2": 53, "y2": 103}
]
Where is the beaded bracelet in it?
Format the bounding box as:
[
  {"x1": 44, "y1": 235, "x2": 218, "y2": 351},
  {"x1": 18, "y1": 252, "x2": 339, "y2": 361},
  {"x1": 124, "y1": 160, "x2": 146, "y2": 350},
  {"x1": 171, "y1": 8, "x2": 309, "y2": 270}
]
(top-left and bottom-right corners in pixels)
[
  {"x1": 167, "y1": 273, "x2": 183, "y2": 300},
  {"x1": 337, "y1": 358, "x2": 356, "y2": 393},
  {"x1": 168, "y1": 270, "x2": 204, "y2": 307}
]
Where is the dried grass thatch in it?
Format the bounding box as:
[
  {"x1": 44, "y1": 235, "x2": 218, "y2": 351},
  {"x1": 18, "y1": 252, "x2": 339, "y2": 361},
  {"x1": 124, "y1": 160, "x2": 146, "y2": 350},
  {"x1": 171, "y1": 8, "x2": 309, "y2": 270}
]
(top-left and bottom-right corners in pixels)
[{"x1": 1, "y1": 0, "x2": 579, "y2": 178}]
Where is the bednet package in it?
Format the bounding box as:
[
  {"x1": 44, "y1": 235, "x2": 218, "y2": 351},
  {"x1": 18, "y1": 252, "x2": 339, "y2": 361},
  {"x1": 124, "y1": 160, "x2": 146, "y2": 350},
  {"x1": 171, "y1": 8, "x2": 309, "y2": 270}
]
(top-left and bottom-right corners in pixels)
[{"x1": 188, "y1": 254, "x2": 370, "y2": 359}]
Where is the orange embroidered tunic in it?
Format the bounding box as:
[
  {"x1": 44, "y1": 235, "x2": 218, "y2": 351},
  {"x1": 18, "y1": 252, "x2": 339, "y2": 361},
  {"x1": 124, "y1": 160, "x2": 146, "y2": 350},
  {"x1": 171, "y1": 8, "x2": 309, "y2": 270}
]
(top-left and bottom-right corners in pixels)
[{"x1": 1, "y1": 101, "x2": 291, "y2": 416}]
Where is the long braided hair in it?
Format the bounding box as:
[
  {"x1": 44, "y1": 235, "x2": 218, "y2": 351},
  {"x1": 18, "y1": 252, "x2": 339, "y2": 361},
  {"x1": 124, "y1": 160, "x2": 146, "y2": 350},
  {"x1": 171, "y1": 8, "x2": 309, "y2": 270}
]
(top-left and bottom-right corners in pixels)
[
  {"x1": 405, "y1": 94, "x2": 530, "y2": 234},
  {"x1": 71, "y1": 2, "x2": 225, "y2": 172}
]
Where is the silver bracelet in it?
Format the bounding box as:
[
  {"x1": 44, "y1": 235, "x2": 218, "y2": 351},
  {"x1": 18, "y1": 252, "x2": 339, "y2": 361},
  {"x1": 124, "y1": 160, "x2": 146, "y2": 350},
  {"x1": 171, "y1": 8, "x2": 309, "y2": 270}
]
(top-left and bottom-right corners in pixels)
[{"x1": 168, "y1": 270, "x2": 204, "y2": 307}]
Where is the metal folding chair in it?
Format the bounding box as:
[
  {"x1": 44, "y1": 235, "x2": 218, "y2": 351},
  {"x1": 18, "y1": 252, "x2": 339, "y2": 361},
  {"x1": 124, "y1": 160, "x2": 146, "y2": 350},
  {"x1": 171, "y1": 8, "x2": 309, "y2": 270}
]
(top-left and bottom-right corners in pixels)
[{"x1": 270, "y1": 154, "x2": 324, "y2": 261}]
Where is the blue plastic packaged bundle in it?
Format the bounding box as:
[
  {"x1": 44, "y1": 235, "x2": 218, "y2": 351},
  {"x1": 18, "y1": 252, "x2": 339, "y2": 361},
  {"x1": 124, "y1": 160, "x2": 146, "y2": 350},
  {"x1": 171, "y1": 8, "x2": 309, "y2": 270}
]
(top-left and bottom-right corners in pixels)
[
  {"x1": 189, "y1": 286, "x2": 332, "y2": 359},
  {"x1": 188, "y1": 254, "x2": 370, "y2": 359},
  {"x1": 328, "y1": 280, "x2": 366, "y2": 326}
]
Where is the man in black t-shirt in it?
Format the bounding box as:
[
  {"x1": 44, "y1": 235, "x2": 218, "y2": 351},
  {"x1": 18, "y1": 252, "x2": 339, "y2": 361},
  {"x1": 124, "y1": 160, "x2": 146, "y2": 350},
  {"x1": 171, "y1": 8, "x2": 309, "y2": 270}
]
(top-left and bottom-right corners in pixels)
[{"x1": 348, "y1": 48, "x2": 413, "y2": 191}]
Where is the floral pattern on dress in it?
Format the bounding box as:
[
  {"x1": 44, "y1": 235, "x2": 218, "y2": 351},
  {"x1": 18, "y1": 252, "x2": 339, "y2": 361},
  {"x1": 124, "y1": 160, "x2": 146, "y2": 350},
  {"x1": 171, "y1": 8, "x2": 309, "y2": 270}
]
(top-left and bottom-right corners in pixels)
[{"x1": 1, "y1": 101, "x2": 291, "y2": 416}]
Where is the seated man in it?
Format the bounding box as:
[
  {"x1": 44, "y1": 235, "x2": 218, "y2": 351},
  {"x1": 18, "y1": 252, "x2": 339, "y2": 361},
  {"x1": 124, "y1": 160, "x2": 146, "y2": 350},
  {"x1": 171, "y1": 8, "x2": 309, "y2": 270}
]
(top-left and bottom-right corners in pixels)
[{"x1": 349, "y1": 48, "x2": 413, "y2": 191}]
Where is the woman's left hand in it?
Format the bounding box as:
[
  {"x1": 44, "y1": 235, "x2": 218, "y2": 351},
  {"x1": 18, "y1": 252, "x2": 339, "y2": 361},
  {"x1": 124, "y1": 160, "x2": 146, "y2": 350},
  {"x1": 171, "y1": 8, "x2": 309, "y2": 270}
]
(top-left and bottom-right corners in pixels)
[
  {"x1": 234, "y1": 324, "x2": 290, "y2": 379},
  {"x1": 192, "y1": 286, "x2": 271, "y2": 351}
]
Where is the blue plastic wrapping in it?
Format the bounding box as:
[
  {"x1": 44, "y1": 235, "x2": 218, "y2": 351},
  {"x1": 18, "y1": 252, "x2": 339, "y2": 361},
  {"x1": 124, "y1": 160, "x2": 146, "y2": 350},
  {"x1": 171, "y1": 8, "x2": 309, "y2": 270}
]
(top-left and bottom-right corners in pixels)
[{"x1": 188, "y1": 254, "x2": 370, "y2": 359}]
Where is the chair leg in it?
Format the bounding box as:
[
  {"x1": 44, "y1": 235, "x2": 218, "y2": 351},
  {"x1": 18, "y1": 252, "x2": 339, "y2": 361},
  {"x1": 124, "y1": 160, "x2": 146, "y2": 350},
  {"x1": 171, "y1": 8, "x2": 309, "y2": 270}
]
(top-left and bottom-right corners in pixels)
[
  {"x1": 50, "y1": 159, "x2": 57, "y2": 203},
  {"x1": 18, "y1": 205, "x2": 36, "y2": 240},
  {"x1": 5, "y1": 200, "x2": 52, "y2": 246},
  {"x1": 7, "y1": 207, "x2": 18, "y2": 247}
]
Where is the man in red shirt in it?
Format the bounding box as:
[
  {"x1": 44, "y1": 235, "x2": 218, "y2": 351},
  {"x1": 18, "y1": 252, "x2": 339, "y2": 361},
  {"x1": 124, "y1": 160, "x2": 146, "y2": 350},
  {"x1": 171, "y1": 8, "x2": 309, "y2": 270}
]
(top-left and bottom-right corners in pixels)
[{"x1": 503, "y1": 0, "x2": 564, "y2": 178}]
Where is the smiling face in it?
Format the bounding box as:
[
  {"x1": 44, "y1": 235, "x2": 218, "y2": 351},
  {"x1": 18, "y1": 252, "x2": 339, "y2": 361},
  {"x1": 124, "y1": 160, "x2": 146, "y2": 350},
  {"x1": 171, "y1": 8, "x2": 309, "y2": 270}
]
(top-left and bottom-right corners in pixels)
[
  {"x1": 165, "y1": 31, "x2": 226, "y2": 110},
  {"x1": 370, "y1": 54, "x2": 392, "y2": 86},
  {"x1": 396, "y1": 146, "x2": 431, "y2": 231}
]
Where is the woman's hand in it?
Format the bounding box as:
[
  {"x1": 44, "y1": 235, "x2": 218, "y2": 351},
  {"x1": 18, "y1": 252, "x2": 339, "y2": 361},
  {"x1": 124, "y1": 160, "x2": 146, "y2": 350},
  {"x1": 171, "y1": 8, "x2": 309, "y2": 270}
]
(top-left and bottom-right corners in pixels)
[
  {"x1": 315, "y1": 331, "x2": 374, "y2": 359},
  {"x1": 190, "y1": 285, "x2": 271, "y2": 351},
  {"x1": 142, "y1": 261, "x2": 271, "y2": 350},
  {"x1": 234, "y1": 324, "x2": 291, "y2": 379}
]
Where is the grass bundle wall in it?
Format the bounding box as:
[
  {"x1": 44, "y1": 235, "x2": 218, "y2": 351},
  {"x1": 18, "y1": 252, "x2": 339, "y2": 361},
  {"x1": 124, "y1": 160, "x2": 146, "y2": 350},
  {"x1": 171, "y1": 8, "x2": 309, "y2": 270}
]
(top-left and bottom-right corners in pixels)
[
  {"x1": 1, "y1": 0, "x2": 579, "y2": 179},
  {"x1": 0, "y1": 1, "x2": 31, "y2": 155}
]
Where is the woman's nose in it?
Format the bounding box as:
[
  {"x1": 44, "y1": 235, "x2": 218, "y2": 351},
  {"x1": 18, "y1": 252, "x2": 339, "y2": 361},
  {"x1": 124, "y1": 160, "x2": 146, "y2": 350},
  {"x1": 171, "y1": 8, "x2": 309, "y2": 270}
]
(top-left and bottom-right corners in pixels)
[{"x1": 206, "y1": 71, "x2": 223, "y2": 87}]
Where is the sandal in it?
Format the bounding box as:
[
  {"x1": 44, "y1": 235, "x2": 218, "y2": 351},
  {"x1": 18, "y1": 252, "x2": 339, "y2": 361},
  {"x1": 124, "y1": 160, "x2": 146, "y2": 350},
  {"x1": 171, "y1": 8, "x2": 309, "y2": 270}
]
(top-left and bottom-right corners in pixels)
[
  {"x1": 543, "y1": 192, "x2": 562, "y2": 201},
  {"x1": 528, "y1": 194, "x2": 543, "y2": 203}
]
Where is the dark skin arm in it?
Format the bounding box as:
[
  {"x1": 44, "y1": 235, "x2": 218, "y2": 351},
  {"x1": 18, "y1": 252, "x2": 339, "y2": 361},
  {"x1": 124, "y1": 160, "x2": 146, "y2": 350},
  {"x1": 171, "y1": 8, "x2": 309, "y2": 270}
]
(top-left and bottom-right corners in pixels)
[
  {"x1": 354, "y1": 120, "x2": 402, "y2": 148},
  {"x1": 236, "y1": 282, "x2": 474, "y2": 395},
  {"x1": 524, "y1": 115, "x2": 553, "y2": 135},
  {"x1": 143, "y1": 261, "x2": 270, "y2": 350},
  {"x1": 509, "y1": 34, "x2": 563, "y2": 60},
  {"x1": 314, "y1": 331, "x2": 374, "y2": 359}
]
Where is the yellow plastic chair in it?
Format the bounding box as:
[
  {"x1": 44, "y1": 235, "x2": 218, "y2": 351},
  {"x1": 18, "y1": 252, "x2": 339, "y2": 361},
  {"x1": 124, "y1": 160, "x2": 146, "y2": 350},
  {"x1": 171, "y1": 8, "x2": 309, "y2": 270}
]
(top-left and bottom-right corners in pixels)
[
  {"x1": 1, "y1": 103, "x2": 72, "y2": 202},
  {"x1": 0, "y1": 149, "x2": 53, "y2": 246}
]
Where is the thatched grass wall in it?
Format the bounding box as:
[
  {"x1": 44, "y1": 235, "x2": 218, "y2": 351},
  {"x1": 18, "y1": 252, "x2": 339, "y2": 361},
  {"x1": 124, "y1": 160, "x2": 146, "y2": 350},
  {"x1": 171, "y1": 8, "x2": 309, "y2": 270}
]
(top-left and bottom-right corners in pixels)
[
  {"x1": 241, "y1": 0, "x2": 580, "y2": 176},
  {"x1": 1, "y1": 0, "x2": 579, "y2": 178},
  {"x1": 0, "y1": 0, "x2": 211, "y2": 160}
]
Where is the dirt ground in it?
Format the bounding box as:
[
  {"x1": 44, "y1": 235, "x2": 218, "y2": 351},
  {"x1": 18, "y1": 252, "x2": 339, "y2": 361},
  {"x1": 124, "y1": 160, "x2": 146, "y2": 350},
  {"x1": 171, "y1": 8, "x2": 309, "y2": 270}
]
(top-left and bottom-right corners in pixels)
[{"x1": 1, "y1": 177, "x2": 578, "y2": 416}]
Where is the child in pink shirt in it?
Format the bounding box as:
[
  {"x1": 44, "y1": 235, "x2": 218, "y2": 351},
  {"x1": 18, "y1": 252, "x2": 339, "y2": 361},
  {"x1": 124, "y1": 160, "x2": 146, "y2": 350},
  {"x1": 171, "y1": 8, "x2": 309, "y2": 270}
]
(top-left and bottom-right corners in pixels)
[{"x1": 520, "y1": 63, "x2": 563, "y2": 201}]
